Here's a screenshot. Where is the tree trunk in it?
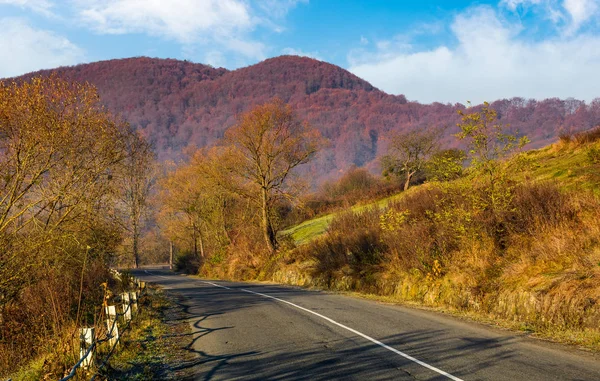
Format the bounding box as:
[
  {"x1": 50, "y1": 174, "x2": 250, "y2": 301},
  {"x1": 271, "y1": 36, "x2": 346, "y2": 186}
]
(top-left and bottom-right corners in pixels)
[
  {"x1": 198, "y1": 229, "x2": 205, "y2": 259},
  {"x1": 131, "y1": 190, "x2": 141, "y2": 269},
  {"x1": 169, "y1": 241, "x2": 173, "y2": 270},
  {"x1": 192, "y1": 224, "x2": 198, "y2": 258},
  {"x1": 404, "y1": 172, "x2": 413, "y2": 191},
  {"x1": 261, "y1": 187, "x2": 276, "y2": 254},
  {"x1": 132, "y1": 215, "x2": 139, "y2": 269}
]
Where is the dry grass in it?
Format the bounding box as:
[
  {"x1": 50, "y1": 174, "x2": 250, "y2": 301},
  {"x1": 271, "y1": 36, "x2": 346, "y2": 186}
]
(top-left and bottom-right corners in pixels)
[{"x1": 277, "y1": 176, "x2": 600, "y2": 349}]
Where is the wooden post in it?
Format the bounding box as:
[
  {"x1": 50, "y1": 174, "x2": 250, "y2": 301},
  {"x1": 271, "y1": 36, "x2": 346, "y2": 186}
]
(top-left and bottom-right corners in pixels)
[
  {"x1": 129, "y1": 292, "x2": 138, "y2": 314},
  {"x1": 105, "y1": 305, "x2": 119, "y2": 348},
  {"x1": 79, "y1": 327, "x2": 95, "y2": 369},
  {"x1": 121, "y1": 293, "x2": 131, "y2": 322}
]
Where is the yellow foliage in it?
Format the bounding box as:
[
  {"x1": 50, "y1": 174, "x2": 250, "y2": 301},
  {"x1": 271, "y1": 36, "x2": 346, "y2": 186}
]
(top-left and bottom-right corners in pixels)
[{"x1": 379, "y1": 209, "x2": 410, "y2": 231}]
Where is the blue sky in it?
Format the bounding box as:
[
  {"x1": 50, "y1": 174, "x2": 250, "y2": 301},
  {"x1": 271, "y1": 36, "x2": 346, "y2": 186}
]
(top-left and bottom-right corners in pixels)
[{"x1": 1, "y1": 0, "x2": 600, "y2": 104}]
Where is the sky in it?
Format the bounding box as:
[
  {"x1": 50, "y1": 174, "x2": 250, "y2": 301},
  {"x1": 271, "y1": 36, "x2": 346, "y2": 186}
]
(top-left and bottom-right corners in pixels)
[{"x1": 1, "y1": 0, "x2": 600, "y2": 104}]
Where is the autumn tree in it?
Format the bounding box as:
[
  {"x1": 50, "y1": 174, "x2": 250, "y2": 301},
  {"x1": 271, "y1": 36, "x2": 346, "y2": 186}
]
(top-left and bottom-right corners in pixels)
[
  {"x1": 425, "y1": 148, "x2": 466, "y2": 182},
  {"x1": 456, "y1": 102, "x2": 529, "y2": 194},
  {"x1": 119, "y1": 131, "x2": 155, "y2": 268},
  {"x1": 222, "y1": 99, "x2": 322, "y2": 254},
  {"x1": 381, "y1": 128, "x2": 442, "y2": 191},
  {"x1": 456, "y1": 102, "x2": 529, "y2": 249},
  {"x1": 157, "y1": 152, "x2": 230, "y2": 261},
  {"x1": 0, "y1": 76, "x2": 145, "y2": 372},
  {"x1": 0, "y1": 76, "x2": 131, "y2": 304}
]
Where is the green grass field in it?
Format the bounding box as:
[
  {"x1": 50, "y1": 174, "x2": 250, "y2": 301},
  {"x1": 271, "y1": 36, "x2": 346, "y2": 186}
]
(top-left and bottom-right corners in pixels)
[{"x1": 281, "y1": 139, "x2": 600, "y2": 246}]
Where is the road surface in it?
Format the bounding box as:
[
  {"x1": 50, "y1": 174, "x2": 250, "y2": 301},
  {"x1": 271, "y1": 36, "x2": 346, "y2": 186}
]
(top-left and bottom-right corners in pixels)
[{"x1": 132, "y1": 268, "x2": 600, "y2": 380}]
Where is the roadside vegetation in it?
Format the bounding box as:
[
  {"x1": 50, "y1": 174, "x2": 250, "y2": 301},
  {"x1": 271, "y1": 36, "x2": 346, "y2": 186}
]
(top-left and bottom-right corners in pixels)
[
  {"x1": 7, "y1": 70, "x2": 599, "y2": 379},
  {"x1": 0, "y1": 77, "x2": 154, "y2": 378},
  {"x1": 159, "y1": 100, "x2": 600, "y2": 349},
  {"x1": 278, "y1": 124, "x2": 600, "y2": 348},
  {"x1": 97, "y1": 287, "x2": 196, "y2": 381}
]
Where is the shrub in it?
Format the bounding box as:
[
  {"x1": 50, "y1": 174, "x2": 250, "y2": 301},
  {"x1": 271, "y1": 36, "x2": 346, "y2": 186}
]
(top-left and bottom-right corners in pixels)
[
  {"x1": 574, "y1": 126, "x2": 600, "y2": 145},
  {"x1": 507, "y1": 182, "x2": 579, "y2": 235},
  {"x1": 588, "y1": 147, "x2": 600, "y2": 164},
  {"x1": 174, "y1": 251, "x2": 202, "y2": 274},
  {"x1": 307, "y1": 208, "x2": 386, "y2": 285}
]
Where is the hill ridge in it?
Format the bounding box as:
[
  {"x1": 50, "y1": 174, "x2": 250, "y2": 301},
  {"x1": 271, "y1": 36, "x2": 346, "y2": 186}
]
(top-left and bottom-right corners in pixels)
[{"x1": 8, "y1": 55, "x2": 600, "y2": 183}]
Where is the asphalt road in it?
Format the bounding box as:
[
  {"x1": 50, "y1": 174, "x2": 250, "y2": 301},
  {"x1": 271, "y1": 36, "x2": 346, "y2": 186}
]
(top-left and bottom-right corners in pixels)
[{"x1": 132, "y1": 268, "x2": 600, "y2": 381}]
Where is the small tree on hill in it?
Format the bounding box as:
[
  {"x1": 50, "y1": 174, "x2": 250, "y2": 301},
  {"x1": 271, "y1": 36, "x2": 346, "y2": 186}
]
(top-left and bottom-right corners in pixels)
[
  {"x1": 456, "y1": 102, "x2": 529, "y2": 198},
  {"x1": 456, "y1": 102, "x2": 529, "y2": 250},
  {"x1": 425, "y1": 148, "x2": 466, "y2": 182},
  {"x1": 381, "y1": 128, "x2": 442, "y2": 191}
]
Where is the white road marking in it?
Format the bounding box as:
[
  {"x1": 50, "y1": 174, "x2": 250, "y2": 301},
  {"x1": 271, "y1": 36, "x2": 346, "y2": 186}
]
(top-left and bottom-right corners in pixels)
[
  {"x1": 144, "y1": 270, "x2": 169, "y2": 279},
  {"x1": 143, "y1": 270, "x2": 173, "y2": 288},
  {"x1": 201, "y1": 281, "x2": 231, "y2": 290},
  {"x1": 240, "y1": 287, "x2": 464, "y2": 381},
  {"x1": 150, "y1": 275, "x2": 463, "y2": 381}
]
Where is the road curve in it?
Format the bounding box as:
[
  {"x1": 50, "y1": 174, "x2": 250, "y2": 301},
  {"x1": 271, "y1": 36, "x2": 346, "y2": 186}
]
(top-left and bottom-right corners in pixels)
[{"x1": 132, "y1": 268, "x2": 600, "y2": 381}]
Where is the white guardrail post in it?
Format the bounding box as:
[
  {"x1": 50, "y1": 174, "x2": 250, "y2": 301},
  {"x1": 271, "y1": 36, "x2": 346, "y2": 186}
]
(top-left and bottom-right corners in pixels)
[
  {"x1": 105, "y1": 305, "x2": 119, "y2": 348},
  {"x1": 79, "y1": 327, "x2": 95, "y2": 369},
  {"x1": 121, "y1": 293, "x2": 131, "y2": 322},
  {"x1": 129, "y1": 291, "x2": 138, "y2": 314}
]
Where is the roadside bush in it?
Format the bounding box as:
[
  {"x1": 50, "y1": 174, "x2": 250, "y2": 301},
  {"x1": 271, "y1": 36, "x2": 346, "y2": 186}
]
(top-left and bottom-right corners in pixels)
[
  {"x1": 292, "y1": 174, "x2": 600, "y2": 340},
  {"x1": 0, "y1": 256, "x2": 113, "y2": 377},
  {"x1": 174, "y1": 251, "x2": 202, "y2": 274},
  {"x1": 299, "y1": 167, "x2": 400, "y2": 219},
  {"x1": 508, "y1": 181, "x2": 578, "y2": 235},
  {"x1": 306, "y1": 208, "x2": 386, "y2": 288}
]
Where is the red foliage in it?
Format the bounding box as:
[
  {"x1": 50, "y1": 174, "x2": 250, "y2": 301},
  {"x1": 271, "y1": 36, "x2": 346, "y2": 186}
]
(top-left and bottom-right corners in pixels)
[{"x1": 14, "y1": 55, "x2": 600, "y2": 184}]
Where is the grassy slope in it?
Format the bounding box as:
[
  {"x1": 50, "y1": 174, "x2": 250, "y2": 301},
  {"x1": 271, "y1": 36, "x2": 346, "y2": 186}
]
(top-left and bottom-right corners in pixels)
[
  {"x1": 283, "y1": 139, "x2": 600, "y2": 246},
  {"x1": 273, "y1": 139, "x2": 600, "y2": 350},
  {"x1": 525, "y1": 141, "x2": 600, "y2": 195},
  {"x1": 281, "y1": 191, "x2": 409, "y2": 245}
]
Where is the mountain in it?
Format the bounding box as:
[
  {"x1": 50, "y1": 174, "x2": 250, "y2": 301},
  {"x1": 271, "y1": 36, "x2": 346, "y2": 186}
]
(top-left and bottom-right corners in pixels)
[{"x1": 13, "y1": 56, "x2": 600, "y2": 182}]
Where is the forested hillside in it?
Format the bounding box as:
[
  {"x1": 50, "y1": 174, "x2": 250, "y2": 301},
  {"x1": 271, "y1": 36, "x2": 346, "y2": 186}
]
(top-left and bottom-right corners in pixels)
[{"x1": 16, "y1": 55, "x2": 600, "y2": 182}]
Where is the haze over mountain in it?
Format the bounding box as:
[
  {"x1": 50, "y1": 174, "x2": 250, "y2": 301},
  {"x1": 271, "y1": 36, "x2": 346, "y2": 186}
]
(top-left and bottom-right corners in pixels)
[{"x1": 15, "y1": 55, "x2": 600, "y2": 182}]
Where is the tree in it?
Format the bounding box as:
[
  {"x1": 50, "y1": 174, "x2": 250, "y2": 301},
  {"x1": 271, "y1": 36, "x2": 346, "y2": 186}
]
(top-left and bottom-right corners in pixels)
[
  {"x1": 222, "y1": 98, "x2": 322, "y2": 254},
  {"x1": 456, "y1": 102, "x2": 529, "y2": 250},
  {"x1": 456, "y1": 102, "x2": 529, "y2": 194},
  {"x1": 119, "y1": 132, "x2": 155, "y2": 268},
  {"x1": 0, "y1": 76, "x2": 131, "y2": 306},
  {"x1": 0, "y1": 76, "x2": 148, "y2": 371},
  {"x1": 156, "y1": 149, "x2": 238, "y2": 273},
  {"x1": 425, "y1": 148, "x2": 466, "y2": 182},
  {"x1": 381, "y1": 128, "x2": 441, "y2": 191}
]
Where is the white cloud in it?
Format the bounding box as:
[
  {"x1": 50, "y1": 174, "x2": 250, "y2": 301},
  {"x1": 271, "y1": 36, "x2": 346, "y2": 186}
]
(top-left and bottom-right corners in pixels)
[
  {"x1": 0, "y1": 17, "x2": 84, "y2": 78},
  {"x1": 348, "y1": 6, "x2": 600, "y2": 104},
  {"x1": 76, "y1": 0, "x2": 251, "y2": 41},
  {"x1": 281, "y1": 47, "x2": 322, "y2": 60},
  {"x1": 563, "y1": 0, "x2": 598, "y2": 33},
  {"x1": 501, "y1": 0, "x2": 543, "y2": 11},
  {"x1": 1, "y1": 0, "x2": 310, "y2": 69},
  {"x1": 501, "y1": 0, "x2": 599, "y2": 34},
  {"x1": 74, "y1": 0, "x2": 265, "y2": 59},
  {"x1": 0, "y1": 0, "x2": 54, "y2": 15},
  {"x1": 256, "y1": 0, "x2": 308, "y2": 19}
]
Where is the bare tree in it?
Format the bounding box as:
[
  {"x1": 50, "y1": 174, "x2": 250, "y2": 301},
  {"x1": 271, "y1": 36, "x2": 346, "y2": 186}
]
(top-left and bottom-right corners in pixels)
[
  {"x1": 381, "y1": 128, "x2": 442, "y2": 191},
  {"x1": 120, "y1": 132, "x2": 155, "y2": 268},
  {"x1": 222, "y1": 99, "x2": 322, "y2": 254}
]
